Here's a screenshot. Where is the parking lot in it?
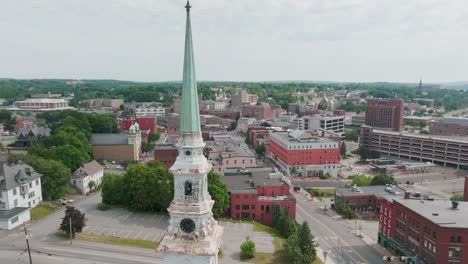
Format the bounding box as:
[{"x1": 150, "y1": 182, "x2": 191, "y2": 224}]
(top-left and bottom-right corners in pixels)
[{"x1": 81, "y1": 205, "x2": 274, "y2": 263}]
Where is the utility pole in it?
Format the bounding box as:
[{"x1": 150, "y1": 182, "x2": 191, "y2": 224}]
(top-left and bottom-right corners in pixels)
[
  {"x1": 69, "y1": 217, "x2": 73, "y2": 245},
  {"x1": 24, "y1": 224, "x2": 32, "y2": 264}
]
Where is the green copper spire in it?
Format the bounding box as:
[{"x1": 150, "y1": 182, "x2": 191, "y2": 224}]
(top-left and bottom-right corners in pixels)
[{"x1": 180, "y1": 0, "x2": 201, "y2": 133}]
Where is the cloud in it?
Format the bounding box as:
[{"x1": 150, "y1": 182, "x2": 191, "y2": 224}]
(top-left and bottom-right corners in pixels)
[{"x1": 0, "y1": 0, "x2": 467, "y2": 82}]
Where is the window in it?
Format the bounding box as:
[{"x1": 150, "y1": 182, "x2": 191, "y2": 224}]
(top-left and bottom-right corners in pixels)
[
  {"x1": 29, "y1": 182, "x2": 32, "y2": 188},
  {"x1": 251, "y1": 205, "x2": 256, "y2": 210},
  {"x1": 242, "y1": 205, "x2": 249, "y2": 210},
  {"x1": 184, "y1": 181, "x2": 192, "y2": 196},
  {"x1": 236, "y1": 214, "x2": 240, "y2": 218},
  {"x1": 13, "y1": 188, "x2": 17, "y2": 195},
  {"x1": 11, "y1": 216, "x2": 19, "y2": 224},
  {"x1": 244, "y1": 195, "x2": 248, "y2": 199},
  {"x1": 235, "y1": 205, "x2": 240, "y2": 210},
  {"x1": 14, "y1": 199, "x2": 18, "y2": 207},
  {"x1": 457, "y1": 236, "x2": 462, "y2": 243},
  {"x1": 266, "y1": 206, "x2": 270, "y2": 213},
  {"x1": 28, "y1": 192, "x2": 35, "y2": 199},
  {"x1": 451, "y1": 236, "x2": 456, "y2": 243},
  {"x1": 261, "y1": 205, "x2": 264, "y2": 211},
  {"x1": 236, "y1": 195, "x2": 240, "y2": 198},
  {"x1": 241, "y1": 212, "x2": 250, "y2": 219},
  {"x1": 252, "y1": 213, "x2": 256, "y2": 219},
  {"x1": 36, "y1": 180, "x2": 39, "y2": 186}
]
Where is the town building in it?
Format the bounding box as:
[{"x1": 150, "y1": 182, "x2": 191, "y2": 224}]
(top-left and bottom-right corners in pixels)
[
  {"x1": 205, "y1": 134, "x2": 256, "y2": 175},
  {"x1": 0, "y1": 157, "x2": 42, "y2": 230},
  {"x1": 241, "y1": 104, "x2": 273, "y2": 120},
  {"x1": 15, "y1": 127, "x2": 51, "y2": 148},
  {"x1": 268, "y1": 130, "x2": 341, "y2": 177},
  {"x1": 429, "y1": 118, "x2": 468, "y2": 136},
  {"x1": 403, "y1": 116, "x2": 435, "y2": 126},
  {"x1": 236, "y1": 117, "x2": 256, "y2": 133},
  {"x1": 71, "y1": 161, "x2": 104, "y2": 195},
  {"x1": 134, "y1": 104, "x2": 166, "y2": 118},
  {"x1": 118, "y1": 116, "x2": 157, "y2": 134},
  {"x1": 82, "y1": 99, "x2": 124, "y2": 109},
  {"x1": 414, "y1": 98, "x2": 435, "y2": 108},
  {"x1": 335, "y1": 185, "x2": 405, "y2": 218},
  {"x1": 90, "y1": 124, "x2": 141, "y2": 161},
  {"x1": 379, "y1": 195, "x2": 468, "y2": 264},
  {"x1": 360, "y1": 126, "x2": 468, "y2": 169},
  {"x1": 365, "y1": 99, "x2": 404, "y2": 131},
  {"x1": 156, "y1": 3, "x2": 223, "y2": 262},
  {"x1": 231, "y1": 88, "x2": 258, "y2": 106},
  {"x1": 223, "y1": 167, "x2": 296, "y2": 227},
  {"x1": 13, "y1": 117, "x2": 36, "y2": 133},
  {"x1": 298, "y1": 115, "x2": 345, "y2": 134},
  {"x1": 31, "y1": 93, "x2": 62, "y2": 99},
  {"x1": 9, "y1": 98, "x2": 73, "y2": 112},
  {"x1": 154, "y1": 134, "x2": 179, "y2": 170}
]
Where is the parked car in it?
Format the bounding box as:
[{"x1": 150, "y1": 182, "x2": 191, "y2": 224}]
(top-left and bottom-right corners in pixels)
[{"x1": 54, "y1": 198, "x2": 74, "y2": 205}]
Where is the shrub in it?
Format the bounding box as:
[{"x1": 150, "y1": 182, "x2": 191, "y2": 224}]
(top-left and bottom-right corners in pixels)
[
  {"x1": 240, "y1": 238, "x2": 256, "y2": 260},
  {"x1": 97, "y1": 203, "x2": 111, "y2": 211}
]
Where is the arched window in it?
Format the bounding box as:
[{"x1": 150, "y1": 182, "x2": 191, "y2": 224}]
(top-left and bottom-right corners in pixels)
[{"x1": 185, "y1": 181, "x2": 192, "y2": 196}]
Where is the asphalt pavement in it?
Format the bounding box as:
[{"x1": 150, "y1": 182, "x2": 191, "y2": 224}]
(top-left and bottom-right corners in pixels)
[{"x1": 295, "y1": 194, "x2": 386, "y2": 264}]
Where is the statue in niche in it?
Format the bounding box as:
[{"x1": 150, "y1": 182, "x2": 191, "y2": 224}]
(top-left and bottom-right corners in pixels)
[{"x1": 185, "y1": 181, "x2": 192, "y2": 196}]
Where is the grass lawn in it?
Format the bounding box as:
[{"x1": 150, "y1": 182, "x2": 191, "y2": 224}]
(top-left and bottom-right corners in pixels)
[
  {"x1": 56, "y1": 231, "x2": 158, "y2": 249},
  {"x1": 30, "y1": 204, "x2": 61, "y2": 220},
  {"x1": 247, "y1": 252, "x2": 324, "y2": 264}
]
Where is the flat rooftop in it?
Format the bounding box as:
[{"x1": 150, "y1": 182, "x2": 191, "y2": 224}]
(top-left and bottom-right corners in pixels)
[
  {"x1": 394, "y1": 198, "x2": 468, "y2": 228},
  {"x1": 372, "y1": 129, "x2": 468, "y2": 143},
  {"x1": 336, "y1": 185, "x2": 405, "y2": 201},
  {"x1": 222, "y1": 167, "x2": 285, "y2": 192}
]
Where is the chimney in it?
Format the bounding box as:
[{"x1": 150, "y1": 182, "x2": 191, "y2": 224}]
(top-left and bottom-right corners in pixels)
[
  {"x1": 404, "y1": 191, "x2": 411, "y2": 199},
  {"x1": 464, "y1": 176, "x2": 468, "y2": 202}
]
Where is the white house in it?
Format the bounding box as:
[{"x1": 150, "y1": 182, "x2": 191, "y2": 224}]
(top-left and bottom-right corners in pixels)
[
  {"x1": 71, "y1": 160, "x2": 104, "y2": 195},
  {"x1": 0, "y1": 158, "x2": 43, "y2": 230}
]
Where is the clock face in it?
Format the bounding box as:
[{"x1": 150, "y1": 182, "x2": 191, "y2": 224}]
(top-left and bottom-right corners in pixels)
[{"x1": 180, "y1": 218, "x2": 195, "y2": 234}]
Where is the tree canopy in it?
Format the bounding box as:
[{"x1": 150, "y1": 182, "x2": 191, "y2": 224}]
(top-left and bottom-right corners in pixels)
[
  {"x1": 351, "y1": 175, "x2": 373, "y2": 187},
  {"x1": 370, "y1": 174, "x2": 395, "y2": 186},
  {"x1": 208, "y1": 171, "x2": 230, "y2": 218}
]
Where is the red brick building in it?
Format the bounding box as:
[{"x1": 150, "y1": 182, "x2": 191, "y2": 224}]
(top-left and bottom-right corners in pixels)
[
  {"x1": 241, "y1": 104, "x2": 273, "y2": 120},
  {"x1": 223, "y1": 168, "x2": 296, "y2": 227},
  {"x1": 268, "y1": 130, "x2": 340, "y2": 177},
  {"x1": 118, "y1": 116, "x2": 157, "y2": 133},
  {"x1": 429, "y1": 118, "x2": 468, "y2": 136},
  {"x1": 365, "y1": 99, "x2": 404, "y2": 131},
  {"x1": 379, "y1": 194, "x2": 468, "y2": 264}
]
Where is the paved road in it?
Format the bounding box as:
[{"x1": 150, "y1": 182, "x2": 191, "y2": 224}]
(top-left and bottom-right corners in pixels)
[{"x1": 295, "y1": 195, "x2": 384, "y2": 264}]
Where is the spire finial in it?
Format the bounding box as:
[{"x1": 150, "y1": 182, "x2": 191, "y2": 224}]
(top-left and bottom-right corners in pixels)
[{"x1": 185, "y1": 1, "x2": 191, "y2": 12}]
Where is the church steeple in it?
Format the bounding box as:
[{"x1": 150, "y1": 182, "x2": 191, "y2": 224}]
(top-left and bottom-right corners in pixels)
[{"x1": 180, "y1": 0, "x2": 201, "y2": 134}]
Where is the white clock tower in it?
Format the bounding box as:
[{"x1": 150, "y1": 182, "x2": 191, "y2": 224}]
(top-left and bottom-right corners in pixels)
[{"x1": 156, "y1": 2, "x2": 223, "y2": 264}]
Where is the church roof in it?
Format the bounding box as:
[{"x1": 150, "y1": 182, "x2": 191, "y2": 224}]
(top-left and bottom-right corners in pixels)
[{"x1": 179, "y1": 0, "x2": 201, "y2": 133}]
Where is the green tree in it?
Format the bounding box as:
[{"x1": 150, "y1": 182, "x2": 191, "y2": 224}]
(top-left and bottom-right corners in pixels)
[
  {"x1": 370, "y1": 174, "x2": 395, "y2": 186},
  {"x1": 255, "y1": 145, "x2": 266, "y2": 158},
  {"x1": 122, "y1": 164, "x2": 174, "y2": 211},
  {"x1": 282, "y1": 232, "x2": 302, "y2": 264},
  {"x1": 146, "y1": 160, "x2": 164, "y2": 168},
  {"x1": 101, "y1": 173, "x2": 126, "y2": 205},
  {"x1": 141, "y1": 142, "x2": 155, "y2": 153},
  {"x1": 121, "y1": 109, "x2": 132, "y2": 118},
  {"x1": 289, "y1": 167, "x2": 298, "y2": 177},
  {"x1": 208, "y1": 171, "x2": 230, "y2": 218},
  {"x1": 149, "y1": 131, "x2": 161, "y2": 142},
  {"x1": 59, "y1": 206, "x2": 86, "y2": 237},
  {"x1": 297, "y1": 222, "x2": 317, "y2": 264},
  {"x1": 8, "y1": 154, "x2": 71, "y2": 200},
  {"x1": 51, "y1": 144, "x2": 89, "y2": 171},
  {"x1": 272, "y1": 203, "x2": 281, "y2": 226},
  {"x1": 450, "y1": 194, "x2": 463, "y2": 201},
  {"x1": 344, "y1": 128, "x2": 360, "y2": 142},
  {"x1": 240, "y1": 238, "x2": 256, "y2": 260},
  {"x1": 340, "y1": 142, "x2": 347, "y2": 158},
  {"x1": 276, "y1": 214, "x2": 298, "y2": 238},
  {"x1": 318, "y1": 102, "x2": 327, "y2": 110},
  {"x1": 227, "y1": 121, "x2": 237, "y2": 131},
  {"x1": 352, "y1": 175, "x2": 373, "y2": 186},
  {"x1": 88, "y1": 180, "x2": 96, "y2": 191}
]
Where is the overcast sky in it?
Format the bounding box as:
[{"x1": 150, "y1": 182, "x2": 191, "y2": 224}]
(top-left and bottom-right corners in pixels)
[{"x1": 1, "y1": 0, "x2": 467, "y2": 83}]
